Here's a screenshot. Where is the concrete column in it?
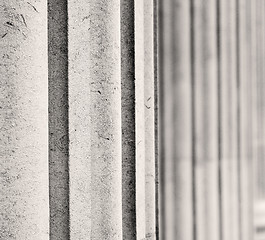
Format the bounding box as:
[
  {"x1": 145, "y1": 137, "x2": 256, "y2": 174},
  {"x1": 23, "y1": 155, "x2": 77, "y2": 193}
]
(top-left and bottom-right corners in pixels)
[
  {"x1": 160, "y1": 0, "x2": 175, "y2": 238},
  {"x1": 0, "y1": 1, "x2": 49, "y2": 239},
  {"x1": 144, "y1": 0, "x2": 156, "y2": 239},
  {"x1": 219, "y1": 0, "x2": 239, "y2": 240},
  {"x1": 250, "y1": 0, "x2": 257, "y2": 237},
  {"x1": 192, "y1": 0, "x2": 219, "y2": 239},
  {"x1": 68, "y1": 0, "x2": 122, "y2": 239},
  {"x1": 238, "y1": 0, "x2": 254, "y2": 239},
  {"x1": 160, "y1": 0, "x2": 193, "y2": 239},
  {"x1": 135, "y1": 1, "x2": 146, "y2": 239}
]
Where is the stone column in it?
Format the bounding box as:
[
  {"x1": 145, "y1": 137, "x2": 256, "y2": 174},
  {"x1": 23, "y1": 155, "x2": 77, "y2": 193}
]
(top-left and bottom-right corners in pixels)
[
  {"x1": 0, "y1": 1, "x2": 49, "y2": 239},
  {"x1": 238, "y1": 0, "x2": 254, "y2": 239},
  {"x1": 192, "y1": 0, "x2": 219, "y2": 239},
  {"x1": 160, "y1": 0, "x2": 193, "y2": 239},
  {"x1": 144, "y1": 0, "x2": 156, "y2": 239},
  {"x1": 68, "y1": 0, "x2": 122, "y2": 239},
  {"x1": 219, "y1": 0, "x2": 239, "y2": 239}
]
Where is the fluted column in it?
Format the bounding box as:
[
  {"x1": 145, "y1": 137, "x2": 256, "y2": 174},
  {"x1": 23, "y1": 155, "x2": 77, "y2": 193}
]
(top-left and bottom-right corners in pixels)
[
  {"x1": 160, "y1": 0, "x2": 193, "y2": 239},
  {"x1": 238, "y1": 0, "x2": 254, "y2": 239},
  {"x1": 219, "y1": 0, "x2": 239, "y2": 239},
  {"x1": 68, "y1": 0, "x2": 122, "y2": 239},
  {"x1": 0, "y1": 1, "x2": 49, "y2": 239},
  {"x1": 144, "y1": 1, "x2": 156, "y2": 239},
  {"x1": 192, "y1": 0, "x2": 219, "y2": 239}
]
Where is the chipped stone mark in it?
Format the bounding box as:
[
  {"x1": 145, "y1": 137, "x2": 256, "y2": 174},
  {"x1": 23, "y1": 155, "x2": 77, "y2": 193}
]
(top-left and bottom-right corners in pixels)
[
  {"x1": 5, "y1": 21, "x2": 14, "y2": 27},
  {"x1": 27, "y1": 2, "x2": 39, "y2": 13},
  {"x1": 98, "y1": 133, "x2": 110, "y2": 141},
  {"x1": 1, "y1": 33, "x2": 7, "y2": 38},
  {"x1": 20, "y1": 14, "x2": 27, "y2": 27},
  {"x1": 145, "y1": 104, "x2": 151, "y2": 109},
  {"x1": 82, "y1": 15, "x2": 91, "y2": 22}
]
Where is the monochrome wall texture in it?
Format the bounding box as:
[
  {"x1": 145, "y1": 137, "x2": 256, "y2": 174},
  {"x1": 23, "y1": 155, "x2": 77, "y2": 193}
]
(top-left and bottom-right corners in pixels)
[{"x1": 0, "y1": 0, "x2": 263, "y2": 240}]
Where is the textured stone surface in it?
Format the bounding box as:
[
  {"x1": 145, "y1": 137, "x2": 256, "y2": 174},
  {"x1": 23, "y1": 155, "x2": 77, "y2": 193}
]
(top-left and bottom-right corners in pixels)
[
  {"x1": 69, "y1": 0, "x2": 122, "y2": 239},
  {"x1": 68, "y1": 0, "x2": 91, "y2": 238},
  {"x1": 144, "y1": 0, "x2": 156, "y2": 239},
  {"x1": 0, "y1": 0, "x2": 49, "y2": 239}
]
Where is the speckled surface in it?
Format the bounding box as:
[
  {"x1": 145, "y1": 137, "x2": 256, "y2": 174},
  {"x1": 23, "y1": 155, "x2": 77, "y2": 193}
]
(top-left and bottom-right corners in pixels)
[
  {"x1": 0, "y1": 0, "x2": 49, "y2": 239},
  {"x1": 68, "y1": 0, "x2": 122, "y2": 239},
  {"x1": 144, "y1": 0, "x2": 156, "y2": 239}
]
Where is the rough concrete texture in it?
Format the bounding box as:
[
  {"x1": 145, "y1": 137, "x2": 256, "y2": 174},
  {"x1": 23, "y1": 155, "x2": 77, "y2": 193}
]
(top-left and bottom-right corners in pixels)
[
  {"x1": 144, "y1": 0, "x2": 156, "y2": 239},
  {"x1": 121, "y1": 0, "x2": 137, "y2": 238},
  {"x1": 219, "y1": 1, "x2": 240, "y2": 240},
  {"x1": 68, "y1": 0, "x2": 91, "y2": 238},
  {"x1": 69, "y1": 0, "x2": 122, "y2": 239},
  {"x1": 135, "y1": 0, "x2": 146, "y2": 239},
  {"x1": 0, "y1": 0, "x2": 49, "y2": 239},
  {"x1": 89, "y1": 1, "x2": 122, "y2": 239},
  {"x1": 193, "y1": 0, "x2": 219, "y2": 239}
]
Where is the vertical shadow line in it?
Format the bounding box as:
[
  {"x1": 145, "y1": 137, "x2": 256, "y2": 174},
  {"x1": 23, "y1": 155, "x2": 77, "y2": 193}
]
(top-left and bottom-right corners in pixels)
[
  {"x1": 190, "y1": 0, "x2": 197, "y2": 239},
  {"x1": 216, "y1": 0, "x2": 223, "y2": 239},
  {"x1": 153, "y1": 0, "x2": 160, "y2": 238},
  {"x1": 158, "y1": 0, "x2": 165, "y2": 238},
  {"x1": 48, "y1": 0, "x2": 70, "y2": 239},
  {"x1": 235, "y1": 0, "x2": 242, "y2": 238},
  {"x1": 121, "y1": 0, "x2": 137, "y2": 238}
]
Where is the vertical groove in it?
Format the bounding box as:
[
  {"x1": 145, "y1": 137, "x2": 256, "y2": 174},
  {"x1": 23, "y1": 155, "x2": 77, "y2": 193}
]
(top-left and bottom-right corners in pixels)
[
  {"x1": 121, "y1": 0, "x2": 136, "y2": 238},
  {"x1": 235, "y1": 0, "x2": 242, "y2": 238},
  {"x1": 190, "y1": 0, "x2": 197, "y2": 239},
  {"x1": 158, "y1": 0, "x2": 166, "y2": 238},
  {"x1": 216, "y1": 0, "x2": 222, "y2": 239},
  {"x1": 48, "y1": 0, "x2": 69, "y2": 238},
  {"x1": 153, "y1": 0, "x2": 160, "y2": 238},
  {"x1": 160, "y1": 0, "x2": 175, "y2": 239}
]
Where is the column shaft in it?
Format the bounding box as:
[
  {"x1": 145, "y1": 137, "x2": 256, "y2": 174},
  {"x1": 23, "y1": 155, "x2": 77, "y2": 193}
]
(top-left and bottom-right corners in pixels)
[
  {"x1": 219, "y1": 0, "x2": 239, "y2": 239},
  {"x1": 160, "y1": 0, "x2": 193, "y2": 239},
  {"x1": 0, "y1": 1, "x2": 49, "y2": 239},
  {"x1": 144, "y1": 0, "x2": 156, "y2": 239},
  {"x1": 193, "y1": 0, "x2": 219, "y2": 239}
]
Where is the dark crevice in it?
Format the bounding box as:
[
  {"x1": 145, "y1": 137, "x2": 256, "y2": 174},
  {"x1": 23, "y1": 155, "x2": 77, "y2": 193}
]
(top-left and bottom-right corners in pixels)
[{"x1": 48, "y1": 0, "x2": 70, "y2": 239}]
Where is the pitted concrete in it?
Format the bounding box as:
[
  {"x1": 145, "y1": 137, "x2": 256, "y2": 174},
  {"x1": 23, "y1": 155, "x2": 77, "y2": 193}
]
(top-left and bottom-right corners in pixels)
[
  {"x1": 68, "y1": 0, "x2": 122, "y2": 239},
  {"x1": 0, "y1": 1, "x2": 49, "y2": 239}
]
